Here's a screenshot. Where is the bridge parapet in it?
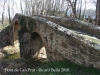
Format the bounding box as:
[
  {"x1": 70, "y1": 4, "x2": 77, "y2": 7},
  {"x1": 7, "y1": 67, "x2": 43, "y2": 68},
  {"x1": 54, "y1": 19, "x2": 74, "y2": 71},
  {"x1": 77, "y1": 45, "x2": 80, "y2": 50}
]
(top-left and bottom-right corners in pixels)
[{"x1": 35, "y1": 15, "x2": 100, "y2": 39}]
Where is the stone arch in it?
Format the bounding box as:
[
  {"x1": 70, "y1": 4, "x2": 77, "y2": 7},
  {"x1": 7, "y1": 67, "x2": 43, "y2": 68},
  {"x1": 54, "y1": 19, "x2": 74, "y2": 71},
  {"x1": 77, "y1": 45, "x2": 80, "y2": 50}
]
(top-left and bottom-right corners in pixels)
[
  {"x1": 30, "y1": 32, "x2": 47, "y2": 59},
  {"x1": 10, "y1": 21, "x2": 20, "y2": 51},
  {"x1": 20, "y1": 32, "x2": 47, "y2": 59},
  {"x1": 13, "y1": 21, "x2": 20, "y2": 44}
]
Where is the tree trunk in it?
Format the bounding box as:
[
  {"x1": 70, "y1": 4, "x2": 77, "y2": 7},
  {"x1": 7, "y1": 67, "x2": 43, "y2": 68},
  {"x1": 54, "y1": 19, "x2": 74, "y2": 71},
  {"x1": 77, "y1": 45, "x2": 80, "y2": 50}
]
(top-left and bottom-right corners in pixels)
[
  {"x1": 82, "y1": 0, "x2": 87, "y2": 21},
  {"x1": 1, "y1": 0, "x2": 6, "y2": 25},
  {"x1": 67, "y1": 0, "x2": 77, "y2": 18},
  {"x1": 8, "y1": 5, "x2": 11, "y2": 24},
  {"x1": 79, "y1": 0, "x2": 82, "y2": 19},
  {"x1": 2, "y1": 13, "x2": 4, "y2": 25},
  {"x1": 73, "y1": 0, "x2": 77, "y2": 18},
  {"x1": 96, "y1": 0, "x2": 100, "y2": 26},
  {"x1": 20, "y1": 0, "x2": 23, "y2": 14}
]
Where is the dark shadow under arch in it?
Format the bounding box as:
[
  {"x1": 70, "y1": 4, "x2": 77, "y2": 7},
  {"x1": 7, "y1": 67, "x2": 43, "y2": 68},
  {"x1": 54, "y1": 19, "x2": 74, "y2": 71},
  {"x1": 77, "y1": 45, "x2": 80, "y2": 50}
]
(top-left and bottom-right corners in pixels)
[{"x1": 30, "y1": 32, "x2": 47, "y2": 59}]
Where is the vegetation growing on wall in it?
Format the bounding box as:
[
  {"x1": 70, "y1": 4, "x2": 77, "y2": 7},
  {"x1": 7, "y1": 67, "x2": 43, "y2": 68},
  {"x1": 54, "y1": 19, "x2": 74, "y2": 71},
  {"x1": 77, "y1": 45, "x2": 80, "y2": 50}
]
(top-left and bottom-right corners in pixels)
[
  {"x1": 18, "y1": 15, "x2": 28, "y2": 44},
  {"x1": 17, "y1": 15, "x2": 36, "y2": 57},
  {"x1": 28, "y1": 17, "x2": 36, "y2": 34},
  {"x1": 18, "y1": 15, "x2": 36, "y2": 43}
]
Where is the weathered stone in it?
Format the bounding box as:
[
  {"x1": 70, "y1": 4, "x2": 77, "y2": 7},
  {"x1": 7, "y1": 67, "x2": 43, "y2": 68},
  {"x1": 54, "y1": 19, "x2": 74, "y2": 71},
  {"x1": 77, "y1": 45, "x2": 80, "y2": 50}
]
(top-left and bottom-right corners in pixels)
[
  {"x1": 0, "y1": 52, "x2": 5, "y2": 58},
  {"x1": 10, "y1": 14, "x2": 100, "y2": 69},
  {"x1": 39, "y1": 15, "x2": 100, "y2": 38}
]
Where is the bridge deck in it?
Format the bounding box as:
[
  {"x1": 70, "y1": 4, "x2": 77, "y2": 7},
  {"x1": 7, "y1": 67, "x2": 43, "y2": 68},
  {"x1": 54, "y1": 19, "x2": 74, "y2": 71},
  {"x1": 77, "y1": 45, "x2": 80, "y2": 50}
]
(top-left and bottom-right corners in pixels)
[{"x1": 69, "y1": 29, "x2": 100, "y2": 44}]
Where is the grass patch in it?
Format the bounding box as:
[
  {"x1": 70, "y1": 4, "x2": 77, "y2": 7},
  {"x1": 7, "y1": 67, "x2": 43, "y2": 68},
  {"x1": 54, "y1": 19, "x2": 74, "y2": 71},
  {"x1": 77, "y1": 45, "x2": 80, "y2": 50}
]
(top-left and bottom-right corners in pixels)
[
  {"x1": 23, "y1": 60, "x2": 100, "y2": 75},
  {"x1": 4, "y1": 52, "x2": 20, "y2": 60},
  {"x1": 0, "y1": 24, "x2": 9, "y2": 31},
  {"x1": 0, "y1": 20, "x2": 9, "y2": 32}
]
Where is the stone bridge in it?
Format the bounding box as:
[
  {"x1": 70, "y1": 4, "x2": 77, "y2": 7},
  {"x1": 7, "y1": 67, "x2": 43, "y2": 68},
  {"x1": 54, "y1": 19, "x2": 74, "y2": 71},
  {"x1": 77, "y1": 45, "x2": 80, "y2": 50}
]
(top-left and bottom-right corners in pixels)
[{"x1": 10, "y1": 14, "x2": 100, "y2": 69}]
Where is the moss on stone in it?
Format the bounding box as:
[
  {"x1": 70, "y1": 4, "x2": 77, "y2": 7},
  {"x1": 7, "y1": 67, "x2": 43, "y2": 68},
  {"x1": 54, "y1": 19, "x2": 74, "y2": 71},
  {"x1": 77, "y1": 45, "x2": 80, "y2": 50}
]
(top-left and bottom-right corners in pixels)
[
  {"x1": 18, "y1": 16, "x2": 36, "y2": 40},
  {"x1": 28, "y1": 17, "x2": 36, "y2": 34},
  {"x1": 18, "y1": 16, "x2": 36, "y2": 39},
  {"x1": 18, "y1": 15, "x2": 28, "y2": 45},
  {"x1": 17, "y1": 15, "x2": 36, "y2": 55},
  {"x1": 70, "y1": 29, "x2": 100, "y2": 44}
]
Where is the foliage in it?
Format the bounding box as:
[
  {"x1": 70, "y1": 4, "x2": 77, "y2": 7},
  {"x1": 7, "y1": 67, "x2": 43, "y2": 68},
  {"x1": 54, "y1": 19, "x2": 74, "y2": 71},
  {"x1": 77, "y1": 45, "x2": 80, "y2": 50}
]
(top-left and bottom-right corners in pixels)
[
  {"x1": 0, "y1": 24, "x2": 9, "y2": 32},
  {"x1": 0, "y1": 0, "x2": 98, "y2": 24},
  {"x1": 0, "y1": 20, "x2": 9, "y2": 32}
]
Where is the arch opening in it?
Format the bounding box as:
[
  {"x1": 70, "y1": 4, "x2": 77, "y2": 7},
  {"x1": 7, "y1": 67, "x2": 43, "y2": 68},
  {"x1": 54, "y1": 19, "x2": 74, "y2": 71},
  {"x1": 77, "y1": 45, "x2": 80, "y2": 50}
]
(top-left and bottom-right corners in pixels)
[
  {"x1": 9, "y1": 21, "x2": 20, "y2": 54},
  {"x1": 13, "y1": 21, "x2": 20, "y2": 48},
  {"x1": 30, "y1": 32, "x2": 47, "y2": 60}
]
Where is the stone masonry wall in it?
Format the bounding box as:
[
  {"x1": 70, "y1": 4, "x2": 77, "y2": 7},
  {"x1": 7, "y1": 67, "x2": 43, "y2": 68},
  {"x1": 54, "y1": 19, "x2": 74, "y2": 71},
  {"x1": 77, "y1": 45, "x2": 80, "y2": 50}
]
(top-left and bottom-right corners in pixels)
[
  {"x1": 33, "y1": 16, "x2": 100, "y2": 69},
  {"x1": 11, "y1": 14, "x2": 100, "y2": 69}
]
